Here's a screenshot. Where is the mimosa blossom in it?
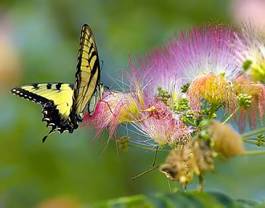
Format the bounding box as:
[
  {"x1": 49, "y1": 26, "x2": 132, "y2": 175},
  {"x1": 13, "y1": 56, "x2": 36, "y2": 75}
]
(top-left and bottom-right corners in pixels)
[
  {"x1": 188, "y1": 74, "x2": 236, "y2": 111},
  {"x1": 84, "y1": 91, "x2": 140, "y2": 136},
  {"x1": 124, "y1": 27, "x2": 242, "y2": 145},
  {"x1": 134, "y1": 100, "x2": 191, "y2": 145},
  {"x1": 232, "y1": 26, "x2": 265, "y2": 83},
  {"x1": 130, "y1": 26, "x2": 241, "y2": 113},
  {"x1": 169, "y1": 27, "x2": 241, "y2": 82},
  {"x1": 173, "y1": 27, "x2": 240, "y2": 111},
  {"x1": 234, "y1": 75, "x2": 265, "y2": 130}
]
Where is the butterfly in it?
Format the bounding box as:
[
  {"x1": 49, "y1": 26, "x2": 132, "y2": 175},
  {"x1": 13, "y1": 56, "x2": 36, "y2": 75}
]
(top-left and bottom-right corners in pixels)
[{"x1": 11, "y1": 24, "x2": 103, "y2": 142}]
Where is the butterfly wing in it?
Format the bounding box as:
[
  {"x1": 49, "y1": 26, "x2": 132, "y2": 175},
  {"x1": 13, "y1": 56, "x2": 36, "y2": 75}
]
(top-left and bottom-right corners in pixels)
[
  {"x1": 72, "y1": 24, "x2": 100, "y2": 118},
  {"x1": 11, "y1": 83, "x2": 76, "y2": 132},
  {"x1": 87, "y1": 83, "x2": 104, "y2": 115}
]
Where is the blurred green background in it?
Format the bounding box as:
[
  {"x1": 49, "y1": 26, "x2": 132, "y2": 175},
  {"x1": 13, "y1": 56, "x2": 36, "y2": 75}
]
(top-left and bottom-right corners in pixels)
[{"x1": 0, "y1": 0, "x2": 265, "y2": 207}]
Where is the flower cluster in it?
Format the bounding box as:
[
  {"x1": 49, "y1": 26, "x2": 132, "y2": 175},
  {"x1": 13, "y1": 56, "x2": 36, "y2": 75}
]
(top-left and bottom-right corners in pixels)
[{"x1": 84, "y1": 24, "x2": 265, "y2": 188}]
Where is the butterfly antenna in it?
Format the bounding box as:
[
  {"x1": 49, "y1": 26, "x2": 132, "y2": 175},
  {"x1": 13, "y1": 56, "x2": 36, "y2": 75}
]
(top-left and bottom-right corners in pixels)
[{"x1": 42, "y1": 127, "x2": 56, "y2": 143}]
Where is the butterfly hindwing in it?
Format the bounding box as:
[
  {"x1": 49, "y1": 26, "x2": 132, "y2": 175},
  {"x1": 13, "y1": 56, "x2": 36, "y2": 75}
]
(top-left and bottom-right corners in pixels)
[
  {"x1": 88, "y1": 83, "x2": 104, "y2": 115},
  {"x1": 11, "y1": 83, "x2": 75, "y2": 132},
  {"x1": 73, "y1": 24, "x2": 100, "y2": 117}
]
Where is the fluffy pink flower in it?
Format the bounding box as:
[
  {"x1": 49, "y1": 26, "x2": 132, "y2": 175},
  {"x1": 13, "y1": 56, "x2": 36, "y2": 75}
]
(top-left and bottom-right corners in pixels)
[
  {"x1": 232, "y1": 25, "x2": 265, "y2": 83},
  {"x1": 87, "y1": 26, "x2": 243, "y2": 146},
  {"x1": 129, "y1": 26, "x2": 241, "y2": 113},
  {"x1": 169, "y1": 26, "x2": 242, "y2": 82},
  {"x1": 234, "y1": 75, "x2": 265, "y2": 130},
  {"x1": 84, "y1": 91, "x2": 140, "y2": 136},
  {"x1": 229, "y1": 25, "x2": 265, "y2": 129},
  {"x1": 133, "y1": 100, "x2": 191, "y2": 145},
  {"x1": 130, "y1": 26, "x2": 241, "y2": 95},
  {"x1": 188, "y1": 74, "x2": 237, "y2": 111}
]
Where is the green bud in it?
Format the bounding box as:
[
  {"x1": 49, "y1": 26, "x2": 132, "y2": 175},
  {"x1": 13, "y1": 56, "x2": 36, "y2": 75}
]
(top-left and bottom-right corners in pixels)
[
  {"x1": 173, "y1": 98, "x2": 190, "y2": 112},
  {"x1": 242, "y1": 60, "x2": 252, "y2": 71},
  {"x1": 181, "y1": 110, "x2": 197, "y2": 126},
  {"x1": 157, "y1": 87, "x2": 171, "y2": 103},
  {"x1": 198, "y1": 119, "x2": 211, "y2": 128},
  {"x1": 237, "y1": 93, "x2": 252, "y2": 109},
  {"x1": 181, "y1": 83, "x2": 190, "y2": 93}
]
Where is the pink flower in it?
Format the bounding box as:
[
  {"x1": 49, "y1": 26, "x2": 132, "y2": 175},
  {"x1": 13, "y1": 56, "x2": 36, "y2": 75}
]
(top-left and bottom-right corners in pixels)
[
  {"x1": 84, "y1": 90, "x2": 140, "y2": 136},
  {"x1": 169, "y1": 26, "x2": 241, "y2": 82},
  {"x1": 229, "y1": 25, "x2": 265, "y2": 129},
  {"x1": 133, "y1": 100, "x2": 191, "y2": 145},
  {"x1": 234, "y1": 75, "x2": 265, "y2": 130},
  {"x1": 130, "y1": 26, "x2": 241, "y2": 111},
  {"x1": 188, "y1": 74, "x2": 237, "y2": 111},
  {"x1": 232, "y1": 25, "x2": 265, "y2": 83}
]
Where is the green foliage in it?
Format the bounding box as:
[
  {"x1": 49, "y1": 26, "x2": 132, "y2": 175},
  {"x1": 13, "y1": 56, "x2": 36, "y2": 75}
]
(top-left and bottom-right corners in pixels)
[
  {"x1": 93, "y1": 192, "x2": 261, "y2": 208},
  {"x1": 255, "y1": 135, "x2": 265, "y2": 147}
]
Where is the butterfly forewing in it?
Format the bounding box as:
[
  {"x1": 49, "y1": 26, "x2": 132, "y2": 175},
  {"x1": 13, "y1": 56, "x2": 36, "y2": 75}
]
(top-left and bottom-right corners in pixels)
[
  {"x1": 74, "y1": 24, "x2": 100, "y2": 116},
  {"x1": 11, "y1": 83, "x2": 74, "y2": 131}
]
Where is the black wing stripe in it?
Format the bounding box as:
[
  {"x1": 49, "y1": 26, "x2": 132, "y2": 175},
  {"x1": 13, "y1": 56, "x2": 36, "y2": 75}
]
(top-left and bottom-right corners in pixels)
[
  {"x1": 56, "y1": 83, "x2": 62, "y2": 90},
  {"x1": 90, "y1": 53, "x2": 99, "y2": 75},
  {"x1": 11, "y1": 88, "x2": 51, "y2": 106},
  {"x1": 80, "y1": 69, "x2": 99, "y2": 102},
  {"x1": 87, "y1": 51, "x2": 97, "y2": 66},
  {"x1": 79, "y1": 55, "x2": 99, "y2": 98},
  {"x1": 33, "y1": 83, "x2": 40, "y2": 89}
]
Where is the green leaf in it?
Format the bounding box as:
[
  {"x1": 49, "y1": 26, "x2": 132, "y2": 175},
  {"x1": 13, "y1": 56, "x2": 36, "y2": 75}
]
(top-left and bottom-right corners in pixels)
[{"x1": 92, "y1": 192, "x2": 262, "y2": 208}]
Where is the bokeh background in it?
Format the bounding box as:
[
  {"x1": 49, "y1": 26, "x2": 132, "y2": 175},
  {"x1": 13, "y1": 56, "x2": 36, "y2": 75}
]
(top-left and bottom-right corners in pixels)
[{"x1": 0, "y1": 0, "x2": 265, "y2": 207}]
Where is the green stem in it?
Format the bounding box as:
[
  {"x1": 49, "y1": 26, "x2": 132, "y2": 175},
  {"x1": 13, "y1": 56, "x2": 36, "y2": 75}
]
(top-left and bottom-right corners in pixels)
[
  {"x1": 242, "y1": 127, "x2": 265, "y2": 139},
  {"x1": 129, "y1": 143, "x2": 169, "y2": 152},
  {"x1": 244, "y1": 140, "x2": 257, "y2": 145},
  {"x1": 244, "y1": 150, "x2": 265, "y2": 156},
  {"x1": 131, "y1": 165, "x2": 160, "y2": 180},
  {"x1": 222, "y1": 106, "x2": 240, "y2": 124}
]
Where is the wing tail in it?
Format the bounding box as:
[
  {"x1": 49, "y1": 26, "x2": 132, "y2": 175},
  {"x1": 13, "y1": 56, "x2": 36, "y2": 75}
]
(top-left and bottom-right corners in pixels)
[{"x1": 42, "y1": 126, "x2": 56, "y2": 143}]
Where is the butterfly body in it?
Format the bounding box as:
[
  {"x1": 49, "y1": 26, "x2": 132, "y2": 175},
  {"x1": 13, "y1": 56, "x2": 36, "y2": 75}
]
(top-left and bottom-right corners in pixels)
[{"x1": 11, "y1": 24, "x2": 102, "y2": 141}]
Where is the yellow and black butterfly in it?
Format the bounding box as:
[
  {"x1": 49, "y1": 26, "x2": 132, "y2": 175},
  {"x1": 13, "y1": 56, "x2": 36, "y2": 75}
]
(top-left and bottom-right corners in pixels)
[{"x1": 11, "y1": 24, "x2": 103, "y2": 142}]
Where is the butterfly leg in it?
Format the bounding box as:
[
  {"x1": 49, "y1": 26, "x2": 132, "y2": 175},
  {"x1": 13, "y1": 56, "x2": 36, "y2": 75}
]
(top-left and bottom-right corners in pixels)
[
  {"x1": 131, "y1": 145, "x2": 160, "y2": 180},
  {"x1": 152, "y1": 145, "x2": 159, "y2": 167}
]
